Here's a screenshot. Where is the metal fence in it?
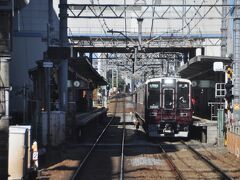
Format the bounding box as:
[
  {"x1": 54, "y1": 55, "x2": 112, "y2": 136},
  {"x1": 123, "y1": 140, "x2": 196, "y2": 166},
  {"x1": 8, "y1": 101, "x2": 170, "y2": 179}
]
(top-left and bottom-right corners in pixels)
[{"x1": 208, "y1": 102, "x2": 225, "y2": 121}]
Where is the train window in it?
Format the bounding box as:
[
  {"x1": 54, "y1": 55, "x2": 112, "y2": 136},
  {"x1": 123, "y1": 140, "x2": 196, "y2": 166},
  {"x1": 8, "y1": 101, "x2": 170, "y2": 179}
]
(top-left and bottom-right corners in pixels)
[
  {"x1": 177, "y1": 82, "x2": 190, "y2": 109},
  {"x1": 163, "y1": 89, "x2": 174, "y2": 109},
  {"x1": 148, "y1": 82, "x2": 160, "y2": 109}
]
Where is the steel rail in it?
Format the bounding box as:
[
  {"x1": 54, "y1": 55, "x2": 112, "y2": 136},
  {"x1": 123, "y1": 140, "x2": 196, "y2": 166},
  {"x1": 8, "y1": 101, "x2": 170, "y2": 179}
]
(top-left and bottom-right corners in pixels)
[
  {"x1": 159, "y1": 144, "x2": 185, "y2": 180},
  {"x1": 181, "y1": 141, "x2": 234, "y2": 180},
  {"x1": 120, "y1": 94, "x2": 126, "y2": 180},
  {"x1": 71, "y1": 98, "x2": 118, "y2": 180}
]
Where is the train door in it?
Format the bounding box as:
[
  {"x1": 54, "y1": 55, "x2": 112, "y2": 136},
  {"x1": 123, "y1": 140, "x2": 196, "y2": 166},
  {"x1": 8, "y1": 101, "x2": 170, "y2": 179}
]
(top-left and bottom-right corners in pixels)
[
  {"x1": 147, "y1": 82, "x2": 160, "y2": 109},
  {"x1": 134, "y1": 92, "x2": 137, "y2": 111},
  {"x1": 177, "y1": 82, "x2": 190, "y2": 109},
  {"x1": 163, "y1": 88, "x2": 174, "y2": 110}
]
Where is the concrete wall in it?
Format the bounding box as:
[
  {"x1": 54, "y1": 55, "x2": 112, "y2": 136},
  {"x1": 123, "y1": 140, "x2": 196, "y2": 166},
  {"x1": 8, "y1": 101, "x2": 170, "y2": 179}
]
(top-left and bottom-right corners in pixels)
[
  {"x1": 10, "y1": 0, "x2": 59, "y2": 115},
  {"x1": 17, "y1": 0, "x2": 59, "y2": 35},
  {"x1": 10, "y1": 35, "x2": 46, "y2": 113}
]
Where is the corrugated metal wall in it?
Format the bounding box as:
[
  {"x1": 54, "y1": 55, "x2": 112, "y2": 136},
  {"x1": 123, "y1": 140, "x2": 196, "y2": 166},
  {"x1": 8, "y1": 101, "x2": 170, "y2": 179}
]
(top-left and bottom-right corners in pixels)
[{"x1": 227, "y1": 126, "x2": 240, "y2": 158}]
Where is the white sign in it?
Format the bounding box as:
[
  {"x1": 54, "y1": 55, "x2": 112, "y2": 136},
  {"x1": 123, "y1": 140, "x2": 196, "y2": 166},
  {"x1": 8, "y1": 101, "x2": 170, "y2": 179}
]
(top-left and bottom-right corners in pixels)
[
  {"x1": 73, "y1": 80, "x2": 80, "y2": 87},
  {"x1": 43, "y1": 61, "x2": 53, "y2": 68},
  {"x1": 213, "y1": 62, "x2": 224, "y2": 72},
  {"x1": 32, "y1": 152, "x2": 38, "y2": 161}
]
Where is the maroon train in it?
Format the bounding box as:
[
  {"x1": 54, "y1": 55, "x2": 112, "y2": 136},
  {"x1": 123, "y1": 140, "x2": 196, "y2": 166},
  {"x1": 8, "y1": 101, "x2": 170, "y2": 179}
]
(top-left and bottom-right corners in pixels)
[{"x1": 133, "y1": 77, "x2": 193, "y2": 137}]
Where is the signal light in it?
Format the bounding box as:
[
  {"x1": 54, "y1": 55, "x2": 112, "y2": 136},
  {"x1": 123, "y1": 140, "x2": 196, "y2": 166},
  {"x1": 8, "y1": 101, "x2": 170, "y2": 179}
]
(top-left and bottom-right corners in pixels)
[
  {"x1": 226, "y1": 65, "x2": 233, "y2": 79},
  {"x1": 225, "y1": 79, "x2": 234, "y2": 90},
  {"x1": 225, "y1": 92, "x2": 234, "y2": 102},
  {"x1": 225, "y1": 78, "x2": 234, "y2": 112},
  {"x1": 225, "y1": 65, "x2": 234, "y2": 105}
]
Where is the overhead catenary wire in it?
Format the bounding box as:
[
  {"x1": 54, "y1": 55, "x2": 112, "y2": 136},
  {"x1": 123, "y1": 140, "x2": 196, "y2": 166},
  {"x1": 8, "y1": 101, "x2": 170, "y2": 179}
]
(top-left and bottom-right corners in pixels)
[
  {"x1": 144, "y1": 0, "x2": 222, "y2": 46},
  {"x1": 89, "y1": 0, "x2": 137, "y2": 49},
  {"x1": 68, "y1": 0, "x2": 228, "y2": 49},
  {"x1": 149, "y1": 0, "x2": 156, "y2": 38},
  {"x1": 90, "y1": 0, "x2": 108, "y2": 34},
  {"x1": 68, "y1": 0, "x2": 228, "y2": 79},
  {"x1": 145, "y1": 0, "x2": 205, "y2": 45}
]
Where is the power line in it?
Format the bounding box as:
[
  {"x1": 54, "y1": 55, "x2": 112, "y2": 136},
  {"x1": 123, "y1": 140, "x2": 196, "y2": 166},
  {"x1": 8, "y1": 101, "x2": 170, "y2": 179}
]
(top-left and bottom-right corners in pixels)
[{"x1": 144, "y1": 0, "x2": 223, "y2": 47}]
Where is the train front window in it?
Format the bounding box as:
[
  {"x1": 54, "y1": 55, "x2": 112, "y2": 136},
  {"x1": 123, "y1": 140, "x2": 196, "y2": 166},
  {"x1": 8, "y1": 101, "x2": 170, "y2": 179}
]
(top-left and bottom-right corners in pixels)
[
  {"x1": 163, "y1": 89, "x2": 174, "y2": 109},
  {"x1": 177, "y1": 82, "x2": 190, "y2": 109},
  {"x1": 148, "y1": 82, "x2": 160, "y2": 109}
]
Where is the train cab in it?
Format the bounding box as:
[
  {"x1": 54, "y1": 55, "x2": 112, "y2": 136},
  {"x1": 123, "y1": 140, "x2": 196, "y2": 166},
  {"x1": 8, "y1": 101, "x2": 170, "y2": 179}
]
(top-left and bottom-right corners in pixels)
[{"x1": 134, "y1": 77, "x2": 192, "y2": 137}]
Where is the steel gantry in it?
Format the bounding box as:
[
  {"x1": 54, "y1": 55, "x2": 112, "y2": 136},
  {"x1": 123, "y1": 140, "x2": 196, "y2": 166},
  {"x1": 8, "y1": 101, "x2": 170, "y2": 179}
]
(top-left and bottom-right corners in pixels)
[
  {"x1": 64, "y1": 3, "x2": 229, "y2": 19},
  {"x1": 65, "y1": 1, "x2": 232, "y2": 49}
]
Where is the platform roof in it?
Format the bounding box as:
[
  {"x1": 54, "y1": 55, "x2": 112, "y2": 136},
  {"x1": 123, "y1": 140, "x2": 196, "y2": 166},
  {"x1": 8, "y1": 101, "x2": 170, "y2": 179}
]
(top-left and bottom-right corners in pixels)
[
  {"x1": 30, "y1": 58, "x2": 108, "y2": 87},
  {"x1": 177, "y1": 55, "x2": 232, "y2": 80},
  {"x1": 68, "y1": 57, "x2": 108, "y2": 86}
]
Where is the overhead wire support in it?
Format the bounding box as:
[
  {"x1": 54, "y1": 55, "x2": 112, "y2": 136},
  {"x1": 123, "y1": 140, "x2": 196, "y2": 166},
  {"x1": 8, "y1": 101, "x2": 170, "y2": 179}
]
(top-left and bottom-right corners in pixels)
[
  {"x1": 67, "y1": 0, "x2": 229, "y2": 49},
  {"x1": 66, "y1": 3, "x2": 234, "y2": 7},
  {"x1": 124, "y1": 0, "x2": 127, "y2": 47},
  {"x1": 65, "y1": 3, "x2": 232, "y2": 19},
  {"x1": 107, "y1": 30, "x2": 136, "y2": 45},
  {"x1": 149, "y1": 0, "x2": 156, "y2": 38}
]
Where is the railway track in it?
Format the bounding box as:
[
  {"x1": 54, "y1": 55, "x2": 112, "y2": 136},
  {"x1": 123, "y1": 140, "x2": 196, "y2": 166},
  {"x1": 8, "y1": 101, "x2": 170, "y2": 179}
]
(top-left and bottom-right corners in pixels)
[
  {"x1": 192, "y1": 143, "x2": 240, "y2": 179},
  {"x1": 181, "y1": 141, "x2": 233, "y2": 180},
  {"x1": 37, "y1": 94, "x2": 240, "y2": 179},
  {"x1": 158, "y1": 141, "x2": 234, "y2": 180},
  {"x1": 120, "y1": 94, "x2": 126, "y2": 180},
  {"x1": 71, "y1": 94, "x2": 127, "y2": 180},
  {"x1": 158, "y1": 144, "x2": 185, "y2": 179}
]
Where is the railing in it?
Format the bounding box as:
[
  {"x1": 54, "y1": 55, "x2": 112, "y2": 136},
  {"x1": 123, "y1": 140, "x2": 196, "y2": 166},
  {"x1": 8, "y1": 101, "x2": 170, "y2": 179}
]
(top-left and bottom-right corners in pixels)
[
  {"x1": 208, "y1": 102, "x2": 225, "y2": 121},
  {"x1": 229, "y1": 125, "x2": 240, "y2": 136}
]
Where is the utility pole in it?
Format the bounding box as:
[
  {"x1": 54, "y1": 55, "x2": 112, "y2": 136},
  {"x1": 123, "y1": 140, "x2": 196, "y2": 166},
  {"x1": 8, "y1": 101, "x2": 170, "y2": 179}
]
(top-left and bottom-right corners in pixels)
[
  {"x1": 182, "y1": 0, "x2": 186, "y2": 36},
  {"x1": 233, "y1": 0, "x2": 240, "y2": 124},
  {"x1": 131, "y1": 46, "x2": 138, "y2": 93},
  {"x1": 137, "y1": 18, "x2": 143, "y2": 50},
  {"x1": 221, "y1": 0, "x2": 227, "y2": 57},
  {"x1": 44, "y1": 0, "x2": 53, "y2": 146},
  {"x1": 59, "y1": 0, "x2": 68, "y2": 111}
]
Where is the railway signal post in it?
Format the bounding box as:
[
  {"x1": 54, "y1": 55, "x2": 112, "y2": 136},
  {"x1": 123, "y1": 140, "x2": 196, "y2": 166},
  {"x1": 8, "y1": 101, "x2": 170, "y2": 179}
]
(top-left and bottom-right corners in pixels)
[{"x1": 225, "y1": 65, "x2": 234, "y2": 114}]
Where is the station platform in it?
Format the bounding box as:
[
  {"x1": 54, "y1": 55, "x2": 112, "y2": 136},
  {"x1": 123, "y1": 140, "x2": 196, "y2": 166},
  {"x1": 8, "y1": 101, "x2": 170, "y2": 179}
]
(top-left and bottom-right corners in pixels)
[
  {"x1": 75, "y1": 107, "x2": 107, "y2": 126},
  {"x1": 74, "y1": 107, "x2": 108, "y2": 138},
  {"x1": 192, "y1": 116, "x2": 217, "y2": 127},
  {"x1": 191, "y1": 116, "x2": 217, "y2": 144}
]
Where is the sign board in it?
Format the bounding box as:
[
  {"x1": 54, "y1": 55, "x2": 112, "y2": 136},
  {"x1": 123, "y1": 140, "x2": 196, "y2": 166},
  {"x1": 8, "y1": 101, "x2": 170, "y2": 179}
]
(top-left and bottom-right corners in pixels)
[
  {"x1": 213, "y1": 62, "x2": 224, "y2": 72},
  {"x1": 43, "y1": 61, "x2": 53, "y2": 68},
  {"x1": 32, "y1": 152, "x2": 38, "y2": 161}
]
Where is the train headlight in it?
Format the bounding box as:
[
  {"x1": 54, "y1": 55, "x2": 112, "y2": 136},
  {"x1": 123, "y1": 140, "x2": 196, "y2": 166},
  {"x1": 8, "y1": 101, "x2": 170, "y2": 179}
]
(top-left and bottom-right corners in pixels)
[
  {"x1": 180, "y1": 113, "x2": 188, "y2": 117},
  {"x1": 164, "y1": 79, "x2": 174, "y2": 84}
]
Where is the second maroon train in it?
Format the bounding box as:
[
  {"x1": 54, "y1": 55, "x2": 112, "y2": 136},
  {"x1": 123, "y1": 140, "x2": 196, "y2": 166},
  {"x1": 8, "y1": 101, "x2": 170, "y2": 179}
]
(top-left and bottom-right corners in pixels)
[{"x1": 133, "y1": 77, "x2": 193, "y2": 137}]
